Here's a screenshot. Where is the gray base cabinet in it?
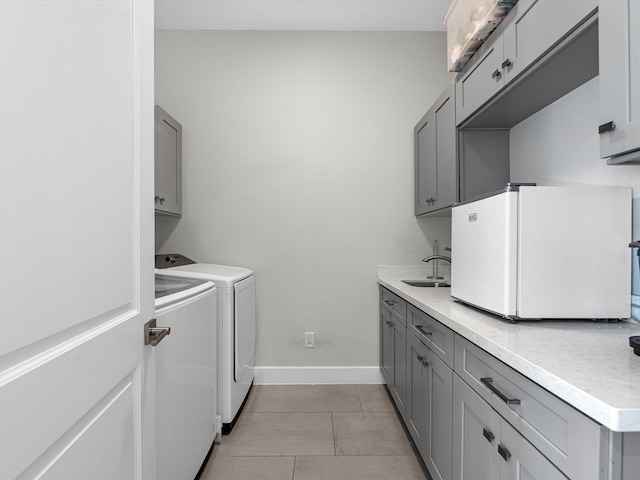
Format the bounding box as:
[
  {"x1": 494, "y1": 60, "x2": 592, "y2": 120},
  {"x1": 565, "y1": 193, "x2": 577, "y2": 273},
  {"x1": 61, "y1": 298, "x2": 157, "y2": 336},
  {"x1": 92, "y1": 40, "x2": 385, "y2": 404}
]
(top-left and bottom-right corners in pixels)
[
  {"x1": 379, "y1": 288, "x2": 407, "y2": 419},
  {"x1": 453, "y1": 375, "x2": 565, "y2": 480},
  {"x1": 414, "y1": 86, "x2": 456, "y2": 216},
  {"x1": 598, "y1": 0, "x2": 640, "y2": 162},
  {"x1": 407, "y1": 331, "x2": 453, "y2": 480},
  {"x1": 379, "y1": 284, "x2": 640, "y2": 480},
  {"x1": 455, "y1": 335, "x2": 605, "y2": 480}
]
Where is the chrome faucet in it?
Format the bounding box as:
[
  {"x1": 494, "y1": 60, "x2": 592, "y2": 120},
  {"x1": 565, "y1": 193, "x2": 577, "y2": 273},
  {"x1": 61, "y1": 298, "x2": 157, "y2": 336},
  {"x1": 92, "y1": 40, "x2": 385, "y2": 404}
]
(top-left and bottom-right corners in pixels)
[{"x1": 422, "y1": 241, "x2": 451, "y2": 280}]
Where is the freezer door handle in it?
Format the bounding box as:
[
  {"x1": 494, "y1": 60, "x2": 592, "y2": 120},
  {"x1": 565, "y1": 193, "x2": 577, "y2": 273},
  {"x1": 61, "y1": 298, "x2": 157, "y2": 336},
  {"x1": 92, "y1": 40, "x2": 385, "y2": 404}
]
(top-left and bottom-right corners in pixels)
[{"x1": 145, "y1": 318, "x2": 171, "y2": 346}]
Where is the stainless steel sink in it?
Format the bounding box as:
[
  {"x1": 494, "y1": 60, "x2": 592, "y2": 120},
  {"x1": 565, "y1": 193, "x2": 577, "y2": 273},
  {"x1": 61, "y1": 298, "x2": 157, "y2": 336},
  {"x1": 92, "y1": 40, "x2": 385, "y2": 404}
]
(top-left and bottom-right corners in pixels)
[{"x1": 402, "y1": 280, "x2": 451, "y2": 287}]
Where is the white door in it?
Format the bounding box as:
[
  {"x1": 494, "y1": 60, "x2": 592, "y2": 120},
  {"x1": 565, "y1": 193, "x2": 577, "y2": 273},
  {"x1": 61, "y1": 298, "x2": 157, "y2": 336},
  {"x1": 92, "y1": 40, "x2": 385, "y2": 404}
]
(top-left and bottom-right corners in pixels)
[{"x1": 0, "y1": 1, "x2": 154, "y2": 479}]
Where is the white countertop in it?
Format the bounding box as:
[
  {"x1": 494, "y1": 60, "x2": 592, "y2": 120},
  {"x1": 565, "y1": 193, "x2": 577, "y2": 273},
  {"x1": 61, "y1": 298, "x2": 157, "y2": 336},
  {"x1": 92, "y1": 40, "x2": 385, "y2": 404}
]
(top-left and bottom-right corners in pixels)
[{"x1": 377, "y1": 265, "x2": 640, "y2": 432}]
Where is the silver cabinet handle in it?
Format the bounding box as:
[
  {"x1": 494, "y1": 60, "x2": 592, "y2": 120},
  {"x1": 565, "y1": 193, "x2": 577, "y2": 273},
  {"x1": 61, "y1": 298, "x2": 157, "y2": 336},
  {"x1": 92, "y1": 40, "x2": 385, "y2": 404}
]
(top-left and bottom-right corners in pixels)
[
  {"x1": 483, "y1": 428, "x2": 495, "y2": 443},
  {"x1": 415, "y1": 324, "x2": 432, "y2": 337},
  {"x1": 498, "y1": 444, "x2": 511, "y2": 461},
  {"x1": 384, "y1": 300, "x2": 396, "y2": 306},
  {"x1": 491, "y1": 69, "x2": 502, "y2": 79},
  {"x1": 145, "y1": 319, "x2": 171, "y2": 346},
  {"x1": 416, "y1": 354, "x2": 428, "y2": 367},
  {"x1": 501, "y1": 58, "x2": 512, "y2": 69},
  {"x1": 480, "y1": 377, "x2": 521, "y2": 405},
  {"x1": 159, "y1": 197, "x2": 166, "y2": 204}
]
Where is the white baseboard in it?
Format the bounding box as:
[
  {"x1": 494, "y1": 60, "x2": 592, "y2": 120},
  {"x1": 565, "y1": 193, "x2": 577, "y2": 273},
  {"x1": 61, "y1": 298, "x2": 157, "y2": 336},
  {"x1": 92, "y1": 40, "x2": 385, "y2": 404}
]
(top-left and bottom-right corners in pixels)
[{"x1": 254, "y1": 366, "x2": 384, "y2": 385}]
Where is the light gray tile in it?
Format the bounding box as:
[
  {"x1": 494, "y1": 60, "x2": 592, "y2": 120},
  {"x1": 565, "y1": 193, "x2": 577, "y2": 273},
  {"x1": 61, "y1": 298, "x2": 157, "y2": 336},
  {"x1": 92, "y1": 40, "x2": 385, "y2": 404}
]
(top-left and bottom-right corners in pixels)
[
  {"x1": 356, "y1": 384, "x2": 394, "y2": 412},
  {"x1": 216, "y1": 412, "x2": 335, "y2": 456},
  {"x1": 332, "y1": 412, "x2": 414, "y2": 456},
  {"x1": 293, "y1": 455, "x2": 430, "y2": 480},
  {"x1": 200, "y1": 456, "x2": 295, "y2": 480},
  {"x1": 245, "y1": 385, "x2": 362, "y2": 413}
]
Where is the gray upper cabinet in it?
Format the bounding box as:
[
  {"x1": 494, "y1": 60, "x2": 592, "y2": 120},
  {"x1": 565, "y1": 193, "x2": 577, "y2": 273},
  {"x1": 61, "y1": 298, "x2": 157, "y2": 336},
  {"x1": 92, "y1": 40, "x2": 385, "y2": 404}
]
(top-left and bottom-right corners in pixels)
[
  {"x1": 599, "y1": 0, "x2": 640, "y2": 162},
  {"x1": 155, "y1": 105, "x2": 182, "y2": 216},
  {"x1": 502, "y1": 0, "x2": 598, "y2": 83},
  {"x1": 415, "y1": 85, "x2": 456, "y2": 216},
  {"x1": 455, "y1": 27, "x2": 505, "y2": 125},
  {"x1": 456, "y1": 0, "x2": 598, "y2": 126}
]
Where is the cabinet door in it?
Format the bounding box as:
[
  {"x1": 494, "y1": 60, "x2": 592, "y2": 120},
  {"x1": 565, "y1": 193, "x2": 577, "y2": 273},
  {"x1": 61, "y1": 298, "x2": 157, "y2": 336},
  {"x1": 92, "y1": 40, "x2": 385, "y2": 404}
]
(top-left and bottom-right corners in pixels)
[
  {"x1": 391, "y1": 319, "x2": 407, "y2": 419},
  {"x1": 433, "y1": 92, "x2": 456, "y2": 212},
  {"x1": 455, "y1": 33, "x2": 504, "y2": 125},
  {"x1": 499, "y1": 421, "x2": 567, "y2": 480},
  {"x1": 599, "y1": 0, "x2": 640, "y2": 160},
  {"x1": 415, "y1": 109, "x2": 437, "y2": 214},
  {"x1": 502, "y1": 0, "x2": 597, "y2": 84},
  {"x1": 380, "y1": 306, "x2": 393, "y2": 386},
  {"x1": 155, "y1": 105, "x2": 182, "y2": 216},
  {"x1": 415, "y1": 86, "x2": 457, "y2": 216},
  {"x1": 406, "y1": 332, "x2": 430, "y2": 453},
  {"x1": 453, "y1": 375, "x2": 500, "y2": 480},
  {"x1": 425, "y1": 349, "x2": 453, "y2": 480}
]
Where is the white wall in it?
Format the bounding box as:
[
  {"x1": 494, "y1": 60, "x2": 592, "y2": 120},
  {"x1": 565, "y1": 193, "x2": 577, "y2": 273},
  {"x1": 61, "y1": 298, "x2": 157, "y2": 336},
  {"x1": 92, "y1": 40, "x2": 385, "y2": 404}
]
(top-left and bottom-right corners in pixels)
[
  {"x1": 510, "y1": 77, "x2": 640, "y2": 301},
  {"x1": 155, "y1": 31, "x2": 452, "y2": 378}
]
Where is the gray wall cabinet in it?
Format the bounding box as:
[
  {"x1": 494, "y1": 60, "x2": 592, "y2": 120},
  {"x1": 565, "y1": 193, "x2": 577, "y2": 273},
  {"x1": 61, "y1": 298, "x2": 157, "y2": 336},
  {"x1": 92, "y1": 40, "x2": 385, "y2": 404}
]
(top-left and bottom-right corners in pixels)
[
  {"x1": 455, "y1": 24, "x2": 505, "y2": 126},
  {"x1": 599, "y1": 0, "x2": 640, "y2": 163},
  {"x1": 451, "y1": 0, "x2": 598, "y2": 203},
  {"x1": 415, "y1": 86, "x2": 457, "y2": 216},
  {"x1": 456, "y1": 0, "x2": 598, "y2": 126},
  {"x1": 155, "y1": 105, "x2": 182, "y2": 216}
]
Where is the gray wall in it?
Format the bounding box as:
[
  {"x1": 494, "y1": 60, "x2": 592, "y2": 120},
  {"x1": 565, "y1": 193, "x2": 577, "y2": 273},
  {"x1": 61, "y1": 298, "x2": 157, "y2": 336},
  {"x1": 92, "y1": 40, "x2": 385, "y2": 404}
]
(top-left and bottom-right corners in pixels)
[{"x1": 155, "y1": 31, "x2": 452, "y2": 371}]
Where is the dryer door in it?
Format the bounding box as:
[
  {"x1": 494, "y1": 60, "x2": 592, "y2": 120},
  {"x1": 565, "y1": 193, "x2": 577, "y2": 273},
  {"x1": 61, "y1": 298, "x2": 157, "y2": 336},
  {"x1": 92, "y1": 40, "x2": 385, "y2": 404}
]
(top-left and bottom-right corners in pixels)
[{"x1": 234, "y1": 276, "x2": 256, "y2": 385}]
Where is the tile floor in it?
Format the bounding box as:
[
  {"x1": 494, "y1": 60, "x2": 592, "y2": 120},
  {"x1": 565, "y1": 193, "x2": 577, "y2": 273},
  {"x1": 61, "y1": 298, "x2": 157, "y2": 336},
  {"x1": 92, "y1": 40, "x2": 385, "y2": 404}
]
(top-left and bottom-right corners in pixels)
[{"x1": 199, "y1": 384, "x2": 432, "y2": 480}]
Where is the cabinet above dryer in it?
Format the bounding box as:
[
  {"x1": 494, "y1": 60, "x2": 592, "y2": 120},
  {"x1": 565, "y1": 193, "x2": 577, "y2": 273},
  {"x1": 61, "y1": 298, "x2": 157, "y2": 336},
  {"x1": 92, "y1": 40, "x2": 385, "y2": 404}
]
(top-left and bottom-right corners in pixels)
[{"x1": 155, "y1": 105, "x2": 182, "y2": 217}]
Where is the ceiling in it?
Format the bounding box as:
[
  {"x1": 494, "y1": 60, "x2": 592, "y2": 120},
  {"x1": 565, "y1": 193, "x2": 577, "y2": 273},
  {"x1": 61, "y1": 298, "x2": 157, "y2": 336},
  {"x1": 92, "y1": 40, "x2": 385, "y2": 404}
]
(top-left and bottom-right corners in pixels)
[{"x1": 155, "y1": 0, "x2": 451, "y2": 31}]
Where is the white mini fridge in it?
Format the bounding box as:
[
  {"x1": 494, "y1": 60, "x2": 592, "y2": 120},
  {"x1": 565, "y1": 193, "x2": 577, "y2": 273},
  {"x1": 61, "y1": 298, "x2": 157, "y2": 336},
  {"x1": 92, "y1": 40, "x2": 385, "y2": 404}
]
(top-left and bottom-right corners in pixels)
[{"x1": 451, "y1": 185, "x2": 632, "y2": 320}]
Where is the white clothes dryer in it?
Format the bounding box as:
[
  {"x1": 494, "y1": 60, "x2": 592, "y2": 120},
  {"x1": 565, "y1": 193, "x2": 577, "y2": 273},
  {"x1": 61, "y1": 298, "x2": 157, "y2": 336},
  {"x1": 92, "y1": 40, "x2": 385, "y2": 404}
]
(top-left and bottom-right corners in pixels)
[{"x1": 156, "y1": 254, "x2": 256, "y2": 435}]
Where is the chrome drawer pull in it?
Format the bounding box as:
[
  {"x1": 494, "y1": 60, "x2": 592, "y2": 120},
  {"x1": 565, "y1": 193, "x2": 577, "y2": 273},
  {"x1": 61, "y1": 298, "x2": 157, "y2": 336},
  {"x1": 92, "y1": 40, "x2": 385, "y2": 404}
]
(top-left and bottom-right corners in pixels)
[
  {"x1": 480, "y1": 377, "x2": 521, "y2": 405},
  {"x1": 417, "y1": 354, "x2": 429, "y2": 367},
  {"x1": 415, "y1": 324, "x2": 432, "y2": 336},
  {"x1": 482, "y1": 428, "x2": 495, "y2": 443},
  {"x1": 384, "y1": 300, "x2": 396, "y2": 306},
  {"x1": 498, "y1": 444, "x2": 511, "y2": 462}
]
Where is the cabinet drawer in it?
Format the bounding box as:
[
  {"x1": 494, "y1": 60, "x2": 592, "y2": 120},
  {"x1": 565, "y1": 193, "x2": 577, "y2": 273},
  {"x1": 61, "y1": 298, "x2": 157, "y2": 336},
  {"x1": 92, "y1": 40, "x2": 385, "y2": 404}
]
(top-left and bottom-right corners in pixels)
[
  {"x1": 380, "y1": 287, "x2": 406, "y2": 325},
  {"x1": 454, "y1": 335, "x2": 605, "y2": 480},
  {"x1": 408, "y1": 305, "x2": 454, "y2": 369}
]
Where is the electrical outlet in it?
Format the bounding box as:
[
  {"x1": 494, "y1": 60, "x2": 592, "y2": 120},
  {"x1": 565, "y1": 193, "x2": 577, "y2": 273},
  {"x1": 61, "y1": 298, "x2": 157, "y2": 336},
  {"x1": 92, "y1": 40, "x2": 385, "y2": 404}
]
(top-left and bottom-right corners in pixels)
[{"x1": 304, "y1": 332, "x2": 315, "y2": 348}]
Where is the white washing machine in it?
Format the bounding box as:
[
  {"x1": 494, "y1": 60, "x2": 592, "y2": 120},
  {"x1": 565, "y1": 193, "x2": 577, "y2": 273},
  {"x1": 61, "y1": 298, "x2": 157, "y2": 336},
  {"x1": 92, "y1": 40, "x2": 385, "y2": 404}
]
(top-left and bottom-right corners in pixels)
[
  {"x1": 154, "y1": 274, "x2": 216, "y2": 480},
  {"x1": 156, "y1": 254, "x2": 256, "y2": 435}
]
